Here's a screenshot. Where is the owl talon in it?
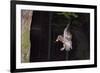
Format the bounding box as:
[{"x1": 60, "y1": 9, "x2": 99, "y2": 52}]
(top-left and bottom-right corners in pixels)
[{"x1": 60, "y1": 48, "x2": 65, "y2": 51}]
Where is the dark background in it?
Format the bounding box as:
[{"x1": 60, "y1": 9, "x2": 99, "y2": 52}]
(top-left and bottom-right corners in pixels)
[{"x1": 30, "y1": 11, "x2": 90, "y2": 62}]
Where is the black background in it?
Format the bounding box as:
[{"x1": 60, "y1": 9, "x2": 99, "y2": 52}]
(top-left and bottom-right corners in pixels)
[{"x1": 30, "y1": 11, "x2": 90, "y2": 62}]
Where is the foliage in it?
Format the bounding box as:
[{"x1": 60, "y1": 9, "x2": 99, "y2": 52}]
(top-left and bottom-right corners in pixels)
[{"x1": 57, "y1": 12, "x2": 78, "y2": 20}]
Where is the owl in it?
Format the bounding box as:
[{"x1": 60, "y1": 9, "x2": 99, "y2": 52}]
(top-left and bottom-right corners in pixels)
[{"x1": 56, "y1": 24, "x2": 72, "y2": 51}]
